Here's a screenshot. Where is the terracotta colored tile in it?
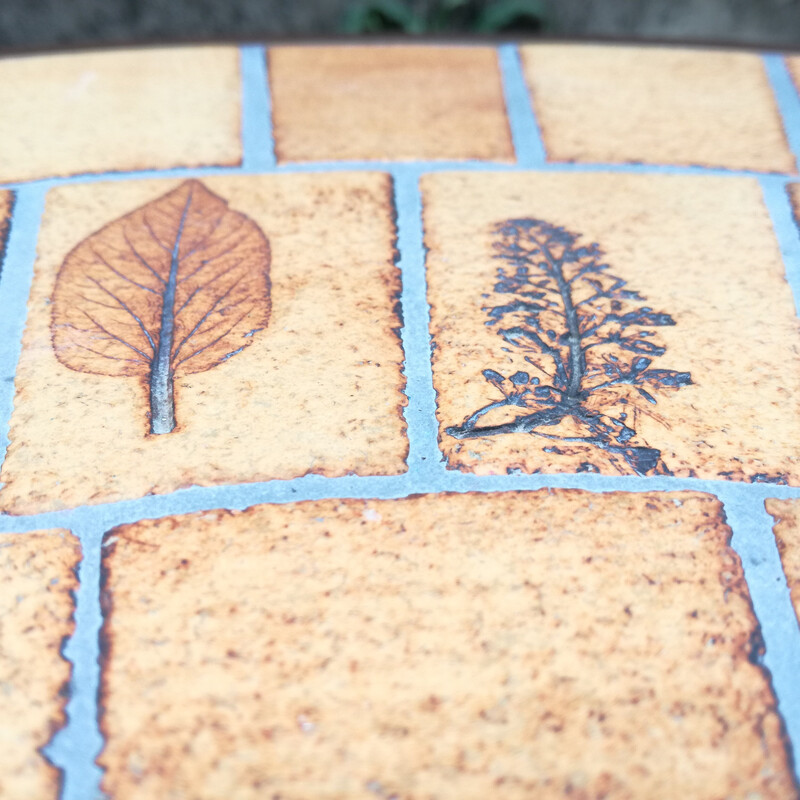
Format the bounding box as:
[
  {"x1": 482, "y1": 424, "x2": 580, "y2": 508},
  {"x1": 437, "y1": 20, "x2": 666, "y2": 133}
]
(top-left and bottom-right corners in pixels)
[
  {"x1": 0, "y1": 529, "x2": 80, "y2": 799},
  {"x1": 765, "y1": 498, "x2": 800, "y2": 626},
  {"x1": 424, "y1": 172, "x2": 800, "y2": 481},
  {"x1": 269, "y1": 45, "x2": 514, "y2": 163},
  {"x1": 0, "y1": 47, "x2": 241, "y2": 183},
  {"x1": 520, "y1": 44, "x2": 794, "y2": 173},
  {"x1": 0, "y1": 174, "x2": 406, "y2": 514},
  {"x1": 98, "y1": 491, "x2": 796, "y2": 799}
]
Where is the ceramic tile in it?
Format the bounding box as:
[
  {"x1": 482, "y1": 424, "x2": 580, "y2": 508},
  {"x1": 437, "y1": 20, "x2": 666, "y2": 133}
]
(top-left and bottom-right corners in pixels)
[
  {"x1": 1, "y1": 41, "x2": 799, "y2": 797},
  {"x1": 424, "y1": 172, "x2": 800, "y2": 481},
  {"x1": 765, "y1": 499, "x2": 800, "y2": 626},
  {"x1": 520, "y1": 44, "x2": 795, "y2": 173},
  {"x1": 0, "y1": 530, "x2": 80, "y2": 799},
  {"x1": 268, "y1": 45, "x2": 514, "y2": 163},
  {"x1": 0, "y1": 47, "x2": 241, "y2": 183},
  {"x1": 0, "y1": 174, "x2": 406, "y2": 514},
  {"x1": 97, "y1": 490, "x2": 796, "y2": 799}
]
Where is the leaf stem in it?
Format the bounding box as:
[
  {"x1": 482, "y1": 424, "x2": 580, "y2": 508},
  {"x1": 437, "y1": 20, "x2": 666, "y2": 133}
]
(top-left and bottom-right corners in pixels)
[{"x1": 149, "y1": 188, "x2": 193, "y2": 434}]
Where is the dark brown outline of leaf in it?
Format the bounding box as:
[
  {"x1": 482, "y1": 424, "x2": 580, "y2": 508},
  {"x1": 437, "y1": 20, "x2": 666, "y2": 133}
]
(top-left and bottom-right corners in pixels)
[{"x1": 51, "y1": 180, "x2": 271, "y2": 434}]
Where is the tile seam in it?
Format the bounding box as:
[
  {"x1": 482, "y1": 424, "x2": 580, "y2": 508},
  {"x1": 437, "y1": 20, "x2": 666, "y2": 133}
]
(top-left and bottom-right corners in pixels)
[
  {"x1": 0, "y1": 185, "x2": 47, "y2": 471},
  {"x1": 497, "y1": 43, "x2": 547, "y2": 167},
  {"x1": 0, "y1": 161, "x2": 797, "y2": 193},
  {"x1": 760, "y1": 175, "x2": 800, "y2": 316},
  {"x1": 239, "y1": 44, "x2": 277, "y2": 171},
  {"x1": 392, "y1": 168, "x2": 446, "y2": 484},
  {"x1": 2, "y1": 472, "x2": 800, "y2": 533},
  {"x1": 715, "y1": 483, "x2": 800, "y2": 783},
  {"x1": 40, "y1": 524, "x2": 107, "y2": 800},
  {"x1": 764, "y1": 54, "x2": 800, "y2": 173}
]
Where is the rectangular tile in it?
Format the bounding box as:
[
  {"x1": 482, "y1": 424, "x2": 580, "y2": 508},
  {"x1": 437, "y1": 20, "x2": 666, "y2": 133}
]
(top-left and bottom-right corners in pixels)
[
  {"x1": 269, "y1": 45, "x2": 514, "y2": 163},
  {"x1": 0, "y1": 47, "x2": 241, "y2": 183},
  {"x1": 521, "y1": 44, "x2": 795, "y2": 173},
  {"x1": 0, "y1": 529, "x2": 80, "y2": 799},
  {"x1": 98, "y1": 491, "x2": 797, "y2": 799},
  {"x1": 765, "y1": 498, "x2": 800, "y2": 627},
  {"x1": 0, "y1": 174, "x2": 406, "y2": 514},
  {"x1": 424, "y1": 172, "x2": 800, "y2": 482}
]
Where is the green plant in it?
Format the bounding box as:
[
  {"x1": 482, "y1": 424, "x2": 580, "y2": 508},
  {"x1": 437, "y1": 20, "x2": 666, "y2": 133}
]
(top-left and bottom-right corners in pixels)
[{"x1": 341, "y1": 0, "x2": 548, "y2": 35}]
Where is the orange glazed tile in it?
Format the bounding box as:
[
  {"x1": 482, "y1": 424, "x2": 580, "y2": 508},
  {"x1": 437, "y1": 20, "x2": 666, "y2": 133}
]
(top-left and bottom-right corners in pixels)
[
  {"x1": 268, "y1": 45, "x2": 514, "y2": 163},
  {"x1": 765, "y1": 499, "x2": 800, "y2": 626},
  {"x1": 0, "y1": 47, "x2": 241, "y2": 183},
  {"x1": 0, "y1": 530, "x2": 80, "y2": 799},
  {"x1": 0, "y1": 174, "x2": 406, "y2": 514},
  {"x1": 520, "y1": 44, "x2": 795, "y2": 173},
  {"x1": 424, "y1": 172, "x2": 800, "y2": 481},
  {"x1": 97, "y1": 491, "x2": 797, "y2": 800}
]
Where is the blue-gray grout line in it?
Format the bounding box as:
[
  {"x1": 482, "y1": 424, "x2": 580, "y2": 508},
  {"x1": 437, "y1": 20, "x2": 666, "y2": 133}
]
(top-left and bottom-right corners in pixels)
[
  {"x1": 239, "y1": 44, "x2": 276, "y2": 171},
  {"x1": 2, "y1": 470, "x2": 800, "y2": 535},
  {"x1": 760, "y1": 175, "x2": 800, "y2": 316},
  {"x1": 392, "y1": 168, "x2": 445, "y2": 482},
  {"x1": 0, "y1": 160, "x2": 796, "y2": 194},
  {"x1": 43, "y1": 525, "x2": 107, "y2": 800},
  {"x1": 764, "y1": 54, "x2": 800, "y2": 172},
  {"x1": 0, "y1": 43, "x2": 798, "y2": 797},
  {"x1": 0, "y1": 184, "x2": 47, "y2": 469},
  {"x1": 716, "y1": 484, "x2": 800, "y2": 780},
  {"x1": 497, "y1": 43, "x2": 547, "y2": 167}
]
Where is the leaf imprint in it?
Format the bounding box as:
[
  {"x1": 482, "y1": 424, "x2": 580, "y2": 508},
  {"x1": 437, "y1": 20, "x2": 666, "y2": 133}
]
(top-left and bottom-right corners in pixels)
[
  {"x1": 446, "y1": 218, "x2": 692, "y2": 476},
  {"x1": 51, "y1": 179, "x2": 271, "y2": 435}
]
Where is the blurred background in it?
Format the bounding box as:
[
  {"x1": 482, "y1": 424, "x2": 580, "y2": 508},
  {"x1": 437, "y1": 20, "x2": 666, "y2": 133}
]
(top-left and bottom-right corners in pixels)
[{"x1": 1, "y1": 0, "x2": 799, "y2": 52}]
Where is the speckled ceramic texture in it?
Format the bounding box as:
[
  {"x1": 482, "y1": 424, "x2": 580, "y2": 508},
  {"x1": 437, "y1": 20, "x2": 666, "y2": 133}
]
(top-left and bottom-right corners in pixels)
[
  {"x1": 0, "y1": 41, "x2": 799, "y2": 800},
  {"x1": 425, "y1": 171, "x2": 800, "y2": 482},
  {"x1": 0, "y1": 530, "x2": 80, "y2": 799},
  {"x1": 98, "y1": 491, "x2": 795, "y2": 799},
  {"x1": 0, "y1": 173, "x2": 407, "y2": 514},
  {"x1": 0, "y1": 47, "x2": 242, "y2": 183},
  {"x1": 521, "y1": 44, "x2": 796, "y2": 172},
  {"x1": 269, "y1": 45, "x2": 514, "y2": 163}
]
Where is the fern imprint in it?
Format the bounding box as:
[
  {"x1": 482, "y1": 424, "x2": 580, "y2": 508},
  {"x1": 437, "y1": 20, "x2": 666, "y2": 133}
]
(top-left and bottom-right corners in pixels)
[
  {"x1": 51, "y1": 180, "x2": 271, "y2": 435},
  {"x1": 446, "y1": 218, "x2": 692, "y2": 475}
]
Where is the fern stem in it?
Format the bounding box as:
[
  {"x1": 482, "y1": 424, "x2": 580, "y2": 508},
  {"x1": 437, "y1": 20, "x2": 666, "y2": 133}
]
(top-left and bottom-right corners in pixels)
[{"x1": 536, "y1": 235, "x2": 584, "y2": 402}]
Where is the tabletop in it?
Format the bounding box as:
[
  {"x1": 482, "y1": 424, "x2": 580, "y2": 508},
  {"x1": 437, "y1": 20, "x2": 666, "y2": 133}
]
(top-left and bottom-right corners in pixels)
[{"x1": 0, "y1": 41, "x2": 799, "y2": 799}]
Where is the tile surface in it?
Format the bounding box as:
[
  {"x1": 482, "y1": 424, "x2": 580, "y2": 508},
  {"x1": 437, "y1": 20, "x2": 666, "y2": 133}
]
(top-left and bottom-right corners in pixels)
[
  {"x1": 0, "y1": 174, "x2": 407, "y2": 514},
  {"x1": 1, "y1": 41, "x2": 800, "y2": 798},
  {"x1": 766, "y1": 499, "x2": 800, "y2": 626},
  {"x1": 0, "y1": 47, "x2": 241, "y2": 183},
  {"x1": 269, "y1": 45, "x2": 514, "y2": 163},
  {"x1": 521, "y1": 44, "x2": 795, "y2": 172},
  {"x1": 97, "y1": 491, "x2": 796, "y2": 799},
  {"x1": 0, "y1": 530, "x2": 80, "y2": 799},
  {"x1": 424, "y1": 172, "x2": 800, "y2": 482}
]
